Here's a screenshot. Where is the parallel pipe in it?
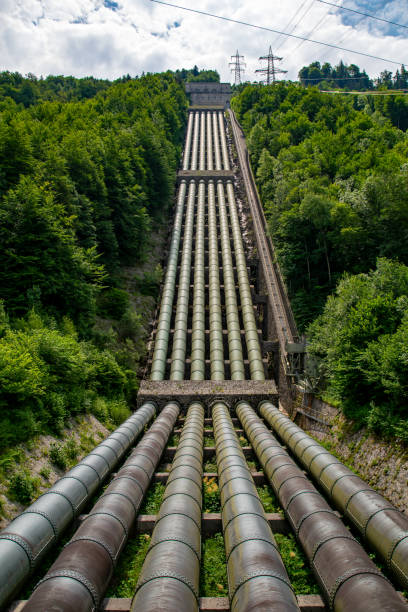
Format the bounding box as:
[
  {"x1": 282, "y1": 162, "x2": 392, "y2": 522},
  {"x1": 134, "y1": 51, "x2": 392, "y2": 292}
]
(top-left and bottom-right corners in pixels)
[
  {"x1": 206, "y1": 111, "x2": 213, "y2": 171},
  {"x1": 150, "y1": 180, "x2": 187, "y2": 380},
  {"x1": 213, "y1": 402, "x2": 300, "y2": 611},
  {"x1": 170, "y1": 180, "x2": 196, "y2": 380},
  {"x1": 190, "y1": 180, "x2": 206, "y2": 380},
  {"x1": 237, "y1": 401, "x2": 408, "y2": 611},
  {"x1": 218, "y1": 111, "x2": 230, "y2": 171},
  {"x1": 131, "y1": 402, "x2": 204, "y2": 611},
  {"x1": 199, "y1": 111, "x2": 206, "y2": 171},
  {"x1": 226, "y1": 181, "x2": 265, "y2": 381},
  {"x1": 24, "y1": 403, "x2": 179, "y2": 612},
  {"x1": 208, "y1": 180, "x2": 225, "y2": 380},
  {"x1": 190, "y1": 111, "x2": 200, "y2": 171},
  {"x1": 212, "y1": 111, "x2": 222, "y2": 171},
  {"x1": 182, "y1": 111, "x2": 194, "y2": 171},
  {"x1": 217, "y1": 180, "x2": 245, "y2": 380},
  {"x1": 0, "y1": 403, "x2": 156, "y2": 608},
  {"x1": 259, "y1": 401, "x2": 408, "y2": 590}
]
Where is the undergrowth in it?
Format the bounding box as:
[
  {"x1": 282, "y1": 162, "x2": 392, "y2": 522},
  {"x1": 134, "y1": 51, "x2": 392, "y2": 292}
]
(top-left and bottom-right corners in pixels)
[
  {"x1": 139, "y1": 482, "x2": 165, "y2": 514},
  {"x1": 257, "y1": 485, "x2": 282, "y2": 514},
  {"x1": 106, "y1": 534, "x2": 151, "y2": 597},
  {"x1": 275, "y1": 533, "x2": 320, "y2": 594},
  {"x1": 203, "y1": 476, "x2": 220, "y2": 512},
  {"x1": 200, "y1": 534, "x2": 228, "y2": 597}
]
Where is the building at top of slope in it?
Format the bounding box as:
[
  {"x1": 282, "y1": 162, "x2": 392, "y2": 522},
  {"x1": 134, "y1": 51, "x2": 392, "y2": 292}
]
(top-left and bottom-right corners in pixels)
[{"x1": 185, "y1": 82, "x2": 232, "y2": 108}]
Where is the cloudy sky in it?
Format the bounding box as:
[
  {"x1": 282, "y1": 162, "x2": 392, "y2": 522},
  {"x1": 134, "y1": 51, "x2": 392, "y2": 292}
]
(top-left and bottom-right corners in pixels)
[{"x1": 1, "y1": 0, "x2": 407, "y2": 82}]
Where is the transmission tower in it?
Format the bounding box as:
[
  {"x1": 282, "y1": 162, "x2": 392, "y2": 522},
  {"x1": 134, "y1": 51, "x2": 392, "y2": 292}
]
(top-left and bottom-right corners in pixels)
[
  {"x1": 229, "y1": 50, "x2": 246, "y2": 85},
  {"x1": 255, "y1": 46, "x2": 287, "y2": 84}
]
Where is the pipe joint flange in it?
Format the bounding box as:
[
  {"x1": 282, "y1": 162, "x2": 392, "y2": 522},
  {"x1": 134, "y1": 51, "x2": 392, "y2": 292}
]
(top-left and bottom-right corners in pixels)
[
  {"x1": 84, "y1": 511, "x2": 128, "y2": 536},
  {"x1": 22, "y1": 509, "x2": 59, "y2": 537},
  {"x1": 294, "y1": 508, "x2": 336, "y2": 537},
  {"x1": 155, "y1": 511, "x2": 200, "y2": 531},
  {"x1": 44, "y1": 489, "x2": 77, "y2": 517},
  {"x1": 328, "y1": 568, "x2": 388, "y2": 610},
  {"x1": 311, "y1": 534, "x2": 357, "y2": 563},
  {"x1": 67, "y1": 535, "x2": 118, "y2": 566},
  {"x1": 0, "y1": 533, "x2": 34, "y2": 567},
  {"x1": 226, "y1": 536, "x2": 279, "y2": 564},
  {"x1": 148, "y1": 536, "x2": 201, "y2": 561},
  {"x1": 230, "y1": 568, "x2": 294, "y2": 605},
  {"x1": 135, "y1": 570, "x2": 199, "y2": 602},
  {"x1": 362, "y1": 505, "x2": 398, "y2": 537},
  {"x1": 36, "y1": 569, "x2": 100, "y2": 607}
]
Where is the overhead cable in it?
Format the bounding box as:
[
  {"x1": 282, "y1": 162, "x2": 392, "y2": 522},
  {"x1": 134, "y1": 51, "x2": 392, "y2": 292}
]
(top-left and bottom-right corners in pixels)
[{"x1": 316, "y1": 0, "x2": 408, "y2": 31}]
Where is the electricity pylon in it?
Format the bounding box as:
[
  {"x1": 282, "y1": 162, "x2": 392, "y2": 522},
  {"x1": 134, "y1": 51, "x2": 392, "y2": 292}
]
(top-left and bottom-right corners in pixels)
[
  {"x1": 255, "y1": 46, "x2": 287, "y2": 84},
  {"x1": 230, "y1": 50, "x2": 246, "y2": 85}
]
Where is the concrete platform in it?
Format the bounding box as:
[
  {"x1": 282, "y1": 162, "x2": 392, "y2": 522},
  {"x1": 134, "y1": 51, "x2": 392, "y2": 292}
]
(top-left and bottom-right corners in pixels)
[
  {"x1": 177, "y1": 170, "x2": 235, "y2": 182},
  {"x1": 137, "y1": 379, "x2": 278, "y2": 412}
]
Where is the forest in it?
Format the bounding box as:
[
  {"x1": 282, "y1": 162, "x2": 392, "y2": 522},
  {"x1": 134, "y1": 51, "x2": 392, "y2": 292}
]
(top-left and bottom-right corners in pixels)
[
  {"x1": 232, "y1": 80, "x2": 408, "y2": 440},
  {"x1": 299, "y1": 60, "x2": 408, "y2": 91},
  {"x1": 0, "y1": 69, "x2": 189, "y2": 451}
]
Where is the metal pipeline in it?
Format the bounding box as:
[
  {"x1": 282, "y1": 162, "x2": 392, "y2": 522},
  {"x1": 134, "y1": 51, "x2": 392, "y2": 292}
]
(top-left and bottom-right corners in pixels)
[
  {"x1": 259, "y1": 401, "x2": 408, "y2": 590},
  {"x1": 170, "y1": 180, "x2": 196, "y2": 381},
  {"x1": 213, "y1": 402, "x2": 300, "y2": 611},
  {"x1": 208, "y1": 180, "x2": 225, "y2": 380},
  {"x1": 237, "y1": 401, "x2": 408, "y2": 611},
  {"x1": 131, "y1": 402, "x2": 204, "y2": 611},
  {"x1": 190, "y1": 180, "x2": 206, "y2": 380},
  {"x1": 226, "y1": 181, "x2": 265, "y2": 381},
  {"x1": 206, "y1": 111, "x2": 213, "y2": 171},
  {"x1": 218, "y1": 111, "x2": 230, "y2": 171},
  {"x1": 190, "y1": 111, "x2": 199, "y2": 172},
  {"x1": 212, "y1": 111, "x2": 222, "y2": 171},
  {"x1": 217, "y1": 180, "x2": 245, "y2": 380},
  {"x1": 199, "y1": 111, "x2": 206, "y2": 171},
  {"x1": 0, "y1": 402, "x2": 156, "y2": 608},
  {"x1": 182, "y1": 111, "x2": 194, "y2": 171},
  {"x1": 150, "y1": 180, "x2": 187, "y2": 380},
  {"x1": 24, "y1": 403, "x2": 179, "y2": 612}
]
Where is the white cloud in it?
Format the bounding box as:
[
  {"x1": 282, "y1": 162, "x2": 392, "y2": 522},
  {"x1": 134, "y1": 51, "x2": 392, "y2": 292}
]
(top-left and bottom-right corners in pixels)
[{"x1": 0, "y1": 0, "x2": 407, "y2": 81}]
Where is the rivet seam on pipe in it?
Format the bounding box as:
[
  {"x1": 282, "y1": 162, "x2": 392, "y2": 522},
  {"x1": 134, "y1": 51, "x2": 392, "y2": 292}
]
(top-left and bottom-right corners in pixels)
[
  {"x1": 147, "y1": 536, "x2": 201, "y2": 561},
  {"x1": 66, "y1": 535, "x2": 118, "y2": 566},
  {"x1": 295, "y1": 509, "x2": 336, "y2": 537},
  {"x1": 97, "y1": 443, "x2": 119, "y2": 459},
  {"x1": 128, "y1": 452, "x2": 156, "y2": 470},
  {"x1": 170, "y1": 463, "x2": 202, "y2": 477},
  {"x1": 0, "y1": 534, "x2": 34, "y2": 567},
  {"x1": 308, "y1": 451, "x2": 334, "y2": 472},
  {"x1": 221, "y1": 491, "x2": 260, "y2": 513},
  {"x1": 21, "y1": 510, "x2": 58, "y2": 537},
  {"x1": 99, "y1": 491, "x2": 138, "y2": 515},
  {"x1": 299, "y1": 441, "x2": 320, "y2": 460},
  {"x1": 388, "y1": 533, "x2": 408, "y2": 567},
  {"x1": 111, "y1": 475, "x2": 145, "y2": 496},
  {"x1": 36, "y1": 569, "x2": 99, "y2": 607},
  {"x1": 87, "y1": 451, "x2": 111, "y2": 471},
  {"x1": 344, "y1": 487, "x2": 378, "y2": 512},
  {"x1": 363, "y1": 506, "x2": 400, "y2": 537},
  {"x1": 162, "y1": 491, "x2": 202, "y2": 510},
  {"x1": 330, "y1": 473, "x2": 363, "y2": 496},
  {"x1": 224, "y1": 511, "x2": 270, "y2": 533},
  {"x1": 230, "y1": 569, "x2": 294, "y2": 605},
  {"x1": 135, "y1": 570, "x2": 199, "y2": 602},
  {"x1": 328, "y1": 568, "x2": 389, "y2": 610},
  {"x1": 284, "y1": 489, "x2": 321, "y2": 513},
  {"x1": 46, "y1": 490, "x2": 77, "y2": 517},
  {"x1": 122, "y1": 462, "x2": 151, "y2": 481},
  {"x1": 78, "y1": 462, "x2": 102, "y2": 482},
  {"x1": 155, "y1": 511, "x2": 200, "y2": 531},
  {"x1": 83, "y1": 511, "x2": 128, "y2": 537},
  {"x1": 316, "y1": 460, "x2": 342, "y2": 480},
  {"x1": 59, "y1": 475, "x2": 89, "y2": 496},
  {"x1": 226, "y1": 537, "x2": 279, "y2": 563},
  {"x1": 263, "y1": 451, "x2": 289, "y2": 472},
  {"x1": 218, "y1": 462, "x2": 249, "y2": 479},
  {"x1": 219, "y1": 474, "x2": 253, "y2": 495},
  {"x1": 311, "y1": 534, "x2": 357, "y2": 563},
  {"x1": 166, "y1": 475, "x2": 202, "y2": 492}
]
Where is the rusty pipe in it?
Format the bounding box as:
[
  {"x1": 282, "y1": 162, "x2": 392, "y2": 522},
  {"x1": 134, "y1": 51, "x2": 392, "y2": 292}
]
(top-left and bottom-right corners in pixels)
[
  {"x1": 259, "y1": 400, "x2": 408, "y2": 591},
  {"x1": 213, "y1": 401, "x2": 300, "y2": 612},
  {"x1": 237, "y1": 401, "x2": 407, "y2": 611},
  {"x1": 0, "y1": 402, "x2": 156, "y2": 609},
  {"x1": 131, "y1": 402, "x2": 204, "y2": 611},
  {"x1": 23, "y1": 402, "x2": 180, "y2": 611}
]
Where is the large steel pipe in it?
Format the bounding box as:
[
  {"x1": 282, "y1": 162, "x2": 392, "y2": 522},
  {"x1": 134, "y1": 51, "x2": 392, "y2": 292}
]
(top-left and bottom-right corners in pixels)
[
  {"x1": 212, "y1": 111, "x2": 222, "y2": 171},
  {"x1": 199, "y1": 111, "x2": 206, "y2": 171},
  {"x1": 24, "y1": 403, "x2": 179, "y2": 612},
  {"x1": 237, "y1": 402, "x2": 408, "y2": 611},
  {"x1": 182, "y1": 111, "x2": 194, "y2": 171},
  {"x1": 190, "y1": 111, "x2": 200, "y2": 171},
  {"x1": 217, "y1": 181, "x2": 245, "y2": 380},
  {"x1": 208, "y1": 181, "x2": 225, "y2": 380},
  {"x1": 218, "y1": 111, "x2": 230, "y2": 171},
  {"x1": 190, "y1": 180, "x2": 206, "y2": 380},
  {"x1": 150, "y1": 180, "x2": 187, "y2": 380},
  {"x1": 170, "y1": 180, "x2": 196, "y2": 380},
  {"x1": 226, "y1": 181, "x2": 265, "y2": 381},
  {"x1": 206, "y1": 111, "x2": 213, "y2": 171},
  {"x1": 259, "y1": 401, "x2": 408, "y2": 590},
  {"x1": 0, "y1": 403, "x2": 156, "y2": 608},
  {"x1": 131, "y1": 402, "x2": 204, "y2": 611},
  {"x1": 213, "y1": 402, "x2": 300, "y2": 611}
]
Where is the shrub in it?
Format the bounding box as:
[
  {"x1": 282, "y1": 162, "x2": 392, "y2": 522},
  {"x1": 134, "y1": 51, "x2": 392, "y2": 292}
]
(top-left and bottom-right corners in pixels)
[
  {"x1": 98, "y1": 288, "x2": 130, "y2": 320},
  {"x1": 8, "y1": 470, "x2": 39, "y2": 505},
  {"x1": 49, "y1": 443, "x2": 68, "y2": 470}
]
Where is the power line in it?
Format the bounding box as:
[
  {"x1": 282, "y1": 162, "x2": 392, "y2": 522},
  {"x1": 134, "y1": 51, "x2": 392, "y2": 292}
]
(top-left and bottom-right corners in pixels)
[
  {"x1": 273, "y1": 0, "x2": 310, "y2": 49},
  {"x1": 291, "y1": 0, "x2": 343, "y2": 52},
  {"x1": 316, "y1": 0, "x2": 408, "y2": 31},
  {"x1": 149, "y1": 0, "x2": 407, "y2": 66},
  {"x1": 276, "y1": 0, "x2": 315, "y2": 51}
]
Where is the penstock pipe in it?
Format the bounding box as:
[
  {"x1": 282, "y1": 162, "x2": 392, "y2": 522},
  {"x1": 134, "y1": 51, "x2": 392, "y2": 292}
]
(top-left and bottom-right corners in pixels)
[
  {"x1": 0, "y1": 402, "x2": 156, "y2": 609},
  {"x1": 213, "y1": 401, "x2": 300, "y2": 612},
  {"x1": 24, "y1": 402, "x2": 179, "y2": 611},
  {"x1": 237, "y1": 401, "x2": 408, "y2": 611},
  {"x1": 131, "y1": 402, "x2": 204, "y2": 611}
]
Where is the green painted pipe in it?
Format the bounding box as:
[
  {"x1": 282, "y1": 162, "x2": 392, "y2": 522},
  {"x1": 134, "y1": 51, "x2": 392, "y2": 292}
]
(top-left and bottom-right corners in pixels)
[
  {"x1": 259, "y1": 401, "x2": 408, "y2": 590},
  {"x1": 182, "y1": 111, "x2": 194, "y2": 171},
  {"x1": 212, "y1": 111, "x2": 222, "y2": 171},
  {"x1": 213, "y1": 402, "x2": 300, "y2": 611},
  {"x1": 217, "y1": 180, "x2": 245, "y2": 380},
  {"x1": 131, "y1": 402, "x2": 204, "y2": 611},
  {"x1": 208, "y1": 180, "x2": 225, "y2": 380},
  {"x1": 226, "y1": 180, "x2": 265, "y2": 381},
  {"x1": 218, "y1": 111, "x2": 230, "y2": 171},
  {"x1": 206, "y1": 111, "x2": 213, "y2": 171},
  {"x1": 170, "y1": 180, "x2": 196, "y2": 380},
  {"x1": 150, "y1": 180, "x2": 187, "y2": 380},
  {"x1": 190, "y1": 180, "x2": 206, "y2": 380}
]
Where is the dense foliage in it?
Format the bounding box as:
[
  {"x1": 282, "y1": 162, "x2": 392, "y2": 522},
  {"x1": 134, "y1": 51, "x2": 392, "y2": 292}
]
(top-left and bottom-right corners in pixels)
[
  {"x1": 0, "y1": 70, "x2": 188, "y2": 451},
  {"x1": 233, "y1": 81, "x2": 408, "y2": 438},
  {"x1": 299, "y1": 60, "x2": 408, "y2": 91}
]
